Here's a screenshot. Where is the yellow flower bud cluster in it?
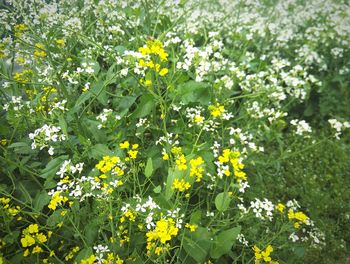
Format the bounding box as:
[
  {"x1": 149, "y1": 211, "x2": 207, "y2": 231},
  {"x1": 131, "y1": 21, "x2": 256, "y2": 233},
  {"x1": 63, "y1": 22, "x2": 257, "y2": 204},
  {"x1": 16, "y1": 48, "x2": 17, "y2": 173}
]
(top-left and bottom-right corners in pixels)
[
  {"x1": 13, "y1": 69, "x2": 33, "y2": 83},
  {"x1": 48, "y1": 192, "x2": 68, "y2": 211},
  {"x1": 34, "y1": 43, "x2": 47, "y2": 57},
  {"x1": 14, "y1": 24, "x2": 28, "y2": 37},
  {"x1": 146, "y1": 218, "x2": 179, "y2": 256},
  {"x1": 218, "y1": 149, "x2": 247, "y2": 181},
  {"x1": 119, "y1": 141, "x2": 139, "y2": 161},
  {"x1": 138, "y1": 39, "x2": 169, "y2": 85},
  {"x1": 20, "y1": 224, "x2": 49, "y2": 257},
  {"x1": 172, "y1": 178, "x2": 191, "y2": 192},
  {"x1": 288, "y1": 209, "x2": 309, "y2": 229},
  {"x1": 0, "y1": 197, "x2": 21, "y2": 219},
  {"x1": 253, "y1": 245, "x2": 279, "y2": 264},
  {"x1": 208, "y1": 103, "x2": 225, "y2": 118}
]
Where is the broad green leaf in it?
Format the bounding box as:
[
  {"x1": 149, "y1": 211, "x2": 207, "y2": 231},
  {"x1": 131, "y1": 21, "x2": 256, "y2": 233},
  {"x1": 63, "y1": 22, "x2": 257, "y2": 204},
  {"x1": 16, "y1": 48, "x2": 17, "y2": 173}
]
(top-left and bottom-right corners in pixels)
[
  {"x1": 85, "y1": 220, "x2": 100, "y2": 245},
  {"x1": 131, "y1": 94, "x2": 155, "y2": 118},
  {"x1": 33, "y1": 191, "x2": 50, "y2": 211},
  {"x1": 190, "y1": 210, "x2": 202, "y2": 224},
  {"x1": 113, "y1": 95, "x2": 137, "y2": 117},
  {"x1": 183, "y1": 227, "x2": 212, "y2": 263},
  {"x1": 115, "y1": 45, "x2": 126, "y2": 54},
  {"x1": 58, "y1": 115, "x2": 68, "y2": 136},
  {"x1": 176, "y1": 81, "x2": 210, "y2": 105},
  {"x1": 145, "y1": 157, "x2": 153, "y2": 178},
  {"x1": 74, "y1": 91, "x2": 93, "y2": 110},
  {"x1": 7, "y1": 142, "x2": 34, "y2": 154},
  {"x1": 153, "y1": 185, "x2": 161, "y2": 193},
  {"x1": 47, "y1": 210, "x2": 64, "y2": 227},
  {"x1": 89, "y1": 144, "x2": 114, "y2": 160},
  {"x1": 210, "y1": 226, "x2": 241, "y2": 259},
  {"x1": 90, "y1": 79, "x2": 108, "y2": 106},
  {"x1": 214, "y1": 192, "x2": 231, "y2": 212}
]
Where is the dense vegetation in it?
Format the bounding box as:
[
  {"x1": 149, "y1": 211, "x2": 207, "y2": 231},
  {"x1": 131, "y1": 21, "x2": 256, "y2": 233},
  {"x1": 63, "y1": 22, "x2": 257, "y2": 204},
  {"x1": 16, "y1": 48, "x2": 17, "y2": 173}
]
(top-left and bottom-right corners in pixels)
[{"x1": 0, "y1": 0, "x2": 349, "y2": 263}]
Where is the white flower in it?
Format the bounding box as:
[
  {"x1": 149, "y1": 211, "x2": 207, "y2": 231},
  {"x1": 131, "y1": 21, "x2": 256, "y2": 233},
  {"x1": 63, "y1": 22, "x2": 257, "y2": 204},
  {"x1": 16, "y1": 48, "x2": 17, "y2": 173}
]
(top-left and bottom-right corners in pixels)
[{"x1": 48, "y1": 146, "x2": 54, "y2": 155}]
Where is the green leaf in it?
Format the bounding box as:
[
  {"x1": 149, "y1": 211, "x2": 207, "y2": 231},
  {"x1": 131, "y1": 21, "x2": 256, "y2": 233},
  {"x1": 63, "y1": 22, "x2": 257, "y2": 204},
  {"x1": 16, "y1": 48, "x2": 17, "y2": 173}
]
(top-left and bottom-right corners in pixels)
[
  {"x1": 114, "y1": 95, "x2": 137, "y2": 117},
  {"x1": 47, "y1": 210, "x2": 64, "y2": 227},
  {"x1": 210, "y1": 226, "x2": 241, "y2": 259},
  {"x1": 145, "y1": 157, "x2": 153, "y2": 178},
  {"x1": 7, "y1": 142, "x2": 34, "y2": 154},
  {"x1": 214, "y1": 192, "x2": 231, "y2": 212},
  {"x1": 153, "y1": 185, "x2": 162, "y2": 193},
  {"x1": 75, "y1": 248, "x2": 93, "y2": 262},
  {"x1": 58, "y1": 115, "x2": 68, "y2": 136},
  {"x1": 131, "y1": 94, "x2": 155, "y2": 118},
  {"x1": 190, "y1": 210, "x2": 202, "y2": 224},
  {"x1": 176, "y1": 81, "x2": 210, "y2": 105},
  {"x1": 85, "y1": 220, "x2": 100, "y2": 245},
  {"x1": 183, "y1": 227, "x2": 212, "y2": 263},
  {"x1": 33, "y1": 191, "x2": 50, "y2": 211},
  {"x1": 74, "y1": 91, "x2": 93, "y2": 110},
  {"x1": 115, "y1": 45, "x2": 126, "y2": 54},
  {"x1": 89, "y1": 144, "x2": 114, "y2": 160},
  {"x1": 90, "y1": 79, "x2": 108, "y2": 106}
]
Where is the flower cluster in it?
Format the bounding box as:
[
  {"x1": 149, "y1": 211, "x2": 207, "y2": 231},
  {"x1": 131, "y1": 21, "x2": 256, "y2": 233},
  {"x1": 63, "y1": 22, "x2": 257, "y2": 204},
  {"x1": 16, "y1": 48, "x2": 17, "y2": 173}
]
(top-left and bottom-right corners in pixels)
[
  {"x1": 146, "y1": 218, "x2": 179, "y2": 256},
  {"x1": 0, "y1": 197, "x2": 21, "y2": 219},
  {"x1": 136, "y1": 39, "x2": 169, "y2": 85},
  {"x1": 290, "y1": 119, "x2": 312, "y2": 137},
  {"x1": 253, "y1": 245, "x2": 279, "y2": 264},
  {"x1": 215, "y1": 149, "x2": 246, "y2": 181},
  {"x1": 328, "y1": 118, "x2": 350, "y2": 139},
  {"x1": 29, "y1": 124, "x2": 66, "y2": 155},
  {"x1": 119, "y1": 141, "x2": 139, "y2": 161},
  {"x1": 20, "y1": 224, "x2": 49, "y2": 257}
]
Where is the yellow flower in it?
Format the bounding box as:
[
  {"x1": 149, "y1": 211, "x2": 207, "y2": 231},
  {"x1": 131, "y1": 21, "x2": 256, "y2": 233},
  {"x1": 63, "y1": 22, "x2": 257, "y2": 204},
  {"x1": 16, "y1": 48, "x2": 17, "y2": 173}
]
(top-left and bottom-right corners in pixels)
[
  {"x1": 155, "y1": 247, "x2": 163, "y2": 255},
  {"x1": 34, "y1": 43, "x2": 47, "y2": 57},
  {"x1": 276, "y1": 203, "x2": 285, "y2": 213},
  {"x1": 159, "y1": 68, "x2": 169, "y2": 76},
  {"x1": 81, "y1": 255, "x2": 96, "y2": 264},
  {"x1": 14, "y1": 24, "x2": 28, "y2": 37},
  {"x1": 288, "y1": 209, "x2": 309, "y2": 228},
  {"x1": 253, "y1": 245, "x2": 277, "y2": 263},
  {"x1": 172, "y1": 179, "x2": 191, "y2": 192},
  {"x1": 23, "y1": 249, "x2": 30, "y2": 257},
  {"x1": 194, "y1": 115, "x2": 204, "y2": 123},
  {"x1": 21, "y1": 235, "x2": 35, "y2": 248},
  {"x1": 144, "y1": 79, "x2": 152, "y2": 86},
  {"x1": 189, "y1": 156, "x2": 205, "y2": 182},
  {"x1": 119, "y1": 141, "x2": 130, "y2": 149},
  {"x1": 28, "y1": 224, "x2": 39, "y2": 234},
  {"x1": 124, "y1": 210, "x2": 136, "y2": 222},
  {"x1": 36, "y1": 233, "x2": 47, "y2": 243},
  {"x1": 253, "y1": 245, "x2": 262, "y2": 260},
  {"x1": 32, "y1": 245, "x2": 43, "y2": 254},
  {"x1": 48, "y1": 192, "x2": 68, "y2": 210},
  {"x1": 56, "y1": 38, "x2": 65, "y2": 47},
  {"x1": 162, "y1": 153, "x2": 169, "y2": 160},
  {"x1": 0, "y1": 197, "x2": 10, "y2": 204},
  {"x1": 209, "y1": 103, "x2": 225, "y2": 118},
  {"x1": 146, "y1": 218, "x2": 178, "y2": 250},
  {"x1": 171, "y1": 146, "x2": 182, "y2": 156},
  {"x1": 128, "y1": 150, "x2": 138, "y2": 159},
  {"x1": 132, "y1": 144, "x2": 139, "y2": 149},
  {"x1": 185, "y1": 223, "x2": 198, "y2": 232},
  {"x1": 176, "y1": 154, "x2": 187, "y2": 171}
]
